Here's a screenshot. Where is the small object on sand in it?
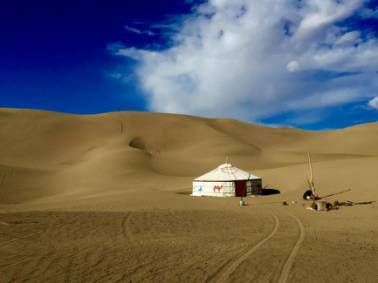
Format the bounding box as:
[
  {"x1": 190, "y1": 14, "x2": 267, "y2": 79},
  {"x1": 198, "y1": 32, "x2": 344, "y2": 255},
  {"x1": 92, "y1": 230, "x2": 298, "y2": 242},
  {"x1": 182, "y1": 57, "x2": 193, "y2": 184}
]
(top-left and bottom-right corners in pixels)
[
  {"x1": 0, "y1": 221, "x2": 9, "y2": 225},
  {"x1": 282, "y1": 200, "x2": 297, "y2": 206},
  {"x1": 333, "y1": 200, "x2": 375, "y2": 207},
  {"x1": 303, "y1": 189, "x2": 314, "y2": 200},
  {"x1": 306, "y1": 201, "x2": 337, "y2": 211},
  {"x1": 303, "y1": 189, "x2": 320, "y2": 200},
  {"x1": 316, "y1": 201, "x2": 332, "y2": 211},
  {"x1": 306, "y1": 199, "x2": 375, "y2": 212},
  {"x1": 305, "y1": 201, "x2": 320, "y2": 211},
  {"x1": 240, "y1": 197, "x2": 245, "y2": 206}
]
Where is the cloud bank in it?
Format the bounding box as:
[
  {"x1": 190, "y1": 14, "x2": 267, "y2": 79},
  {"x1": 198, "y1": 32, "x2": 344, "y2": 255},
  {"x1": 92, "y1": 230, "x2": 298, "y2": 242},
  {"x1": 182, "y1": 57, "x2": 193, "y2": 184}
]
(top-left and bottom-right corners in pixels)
[
  {"x1": 369, "y1": 97, "x2": 378, "y2": 109},
  {"x1": 113, "y1": 0, "x2": 378, "y2": 124}
]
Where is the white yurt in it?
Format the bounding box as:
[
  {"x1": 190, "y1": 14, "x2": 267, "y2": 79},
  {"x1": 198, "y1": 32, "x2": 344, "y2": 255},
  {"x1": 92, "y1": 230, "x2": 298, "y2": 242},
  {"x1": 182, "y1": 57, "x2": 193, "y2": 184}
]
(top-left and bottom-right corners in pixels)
[{"x1": 192, "y1": 163, "x2": 262, "y2": 197}]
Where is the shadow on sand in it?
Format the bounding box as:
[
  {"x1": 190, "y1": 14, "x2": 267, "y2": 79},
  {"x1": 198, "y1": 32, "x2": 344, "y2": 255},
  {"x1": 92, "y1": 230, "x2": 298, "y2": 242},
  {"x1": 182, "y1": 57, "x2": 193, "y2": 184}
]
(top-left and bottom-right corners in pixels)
[
  {"x1": 260, "y1": 187, "x2": 280, "y2": 196},
  {"x1": 176, "y1": 190, "x2": 192, "y2": 195},
  {"x1": 334, "y1": 200, "x2": 375, "y2": 207}
]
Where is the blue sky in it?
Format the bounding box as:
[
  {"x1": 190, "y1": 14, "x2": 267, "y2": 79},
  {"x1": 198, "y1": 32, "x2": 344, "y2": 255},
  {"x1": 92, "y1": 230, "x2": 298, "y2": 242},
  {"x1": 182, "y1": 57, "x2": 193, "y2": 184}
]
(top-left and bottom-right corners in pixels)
[
  {"x1": 0, "y1": 0, "x2": 377, "y2": 129},
  {"x1": 0, "y1": 0, "x2": 192, "y2": 113}
]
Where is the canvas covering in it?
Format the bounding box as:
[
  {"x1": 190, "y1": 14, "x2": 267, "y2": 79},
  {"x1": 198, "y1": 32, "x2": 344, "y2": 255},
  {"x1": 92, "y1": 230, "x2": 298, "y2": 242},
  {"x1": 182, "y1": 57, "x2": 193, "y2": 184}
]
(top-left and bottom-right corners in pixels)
[{"x1": 194, "y1": 163, "x2": 260, "y2": 181}]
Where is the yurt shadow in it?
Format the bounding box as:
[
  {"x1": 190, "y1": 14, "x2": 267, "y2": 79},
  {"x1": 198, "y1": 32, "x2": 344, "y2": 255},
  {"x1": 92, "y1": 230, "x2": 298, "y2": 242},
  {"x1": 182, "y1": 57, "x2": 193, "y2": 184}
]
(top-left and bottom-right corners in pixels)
[
  {"x1": 260, "y1": 187, "x2": 280, "y2": 195},
  {"x1": 176, "y1": 190, "x2": 192, "y2": 196}
]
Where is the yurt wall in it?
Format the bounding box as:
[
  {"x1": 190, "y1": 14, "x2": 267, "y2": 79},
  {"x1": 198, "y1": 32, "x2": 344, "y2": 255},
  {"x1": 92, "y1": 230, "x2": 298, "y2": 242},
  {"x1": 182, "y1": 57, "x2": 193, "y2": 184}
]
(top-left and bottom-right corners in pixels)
[
  {"x1": 250, "y1": 179, "x2": 262, "y2": 194},
  {"x1": 192, "y1": 181, "x2": 234, "y2": 197}
]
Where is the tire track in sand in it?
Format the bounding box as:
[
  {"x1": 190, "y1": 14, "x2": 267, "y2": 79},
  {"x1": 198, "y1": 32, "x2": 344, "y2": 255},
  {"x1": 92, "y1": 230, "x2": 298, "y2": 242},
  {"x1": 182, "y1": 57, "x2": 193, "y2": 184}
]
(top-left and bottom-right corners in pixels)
[
  {"x1": 215, "y1": 212, "x2": 280, "y2": 283},
  {"x1": 0, "y1": 168, "x2": 9, "y2": 188},
  {"x1": 277, "y1": 214, "x2": 305, "y2": 283},
  {"x1": 120, "y1": 213, "x2": 132, "y2": 242},
  {"x1": 0, "y1": 233, "x2": 35, "y2": 249}
]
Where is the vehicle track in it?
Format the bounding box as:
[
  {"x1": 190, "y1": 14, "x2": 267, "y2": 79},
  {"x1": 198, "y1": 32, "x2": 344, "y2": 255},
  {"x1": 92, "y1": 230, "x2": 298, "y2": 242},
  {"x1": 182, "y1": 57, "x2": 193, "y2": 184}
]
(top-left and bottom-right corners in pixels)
[
  {"x1": 215, "y1": 212, "x2": 280, "y2": 283},
  {"x1": 0, "y1": 233, "x2": 34, "y2": 249},
  {"x1": 120, "y1": 212, "x2": 132, "y2": 242},
  {"x1": 277, "y1": 214, "x2": 305, "y2": 283},
  {"x1": 0, "y1": 169, "x2": 7, "y2": 187}
]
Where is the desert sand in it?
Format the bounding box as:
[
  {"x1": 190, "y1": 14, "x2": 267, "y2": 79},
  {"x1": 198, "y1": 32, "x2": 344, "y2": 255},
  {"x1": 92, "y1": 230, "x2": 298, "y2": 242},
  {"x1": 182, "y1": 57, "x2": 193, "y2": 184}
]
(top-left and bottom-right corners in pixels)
[{"x1": 0, "y1": 108, "x2": 377, "y2": 282}]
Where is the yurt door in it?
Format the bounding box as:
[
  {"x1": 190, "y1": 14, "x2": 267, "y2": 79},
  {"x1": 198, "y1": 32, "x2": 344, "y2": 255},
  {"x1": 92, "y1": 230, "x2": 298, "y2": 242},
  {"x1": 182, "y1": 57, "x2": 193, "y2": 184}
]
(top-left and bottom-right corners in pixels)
[{"x1": 235, "y1": 181, "x2": 247, "y2": 197}]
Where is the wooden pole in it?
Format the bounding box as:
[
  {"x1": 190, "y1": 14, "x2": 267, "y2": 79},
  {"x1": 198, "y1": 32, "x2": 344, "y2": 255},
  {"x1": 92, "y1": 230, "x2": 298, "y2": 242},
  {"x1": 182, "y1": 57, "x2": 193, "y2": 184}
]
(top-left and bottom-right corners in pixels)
[{"x1": 307, "y1": 152, "x2": 315, "y2": 194}]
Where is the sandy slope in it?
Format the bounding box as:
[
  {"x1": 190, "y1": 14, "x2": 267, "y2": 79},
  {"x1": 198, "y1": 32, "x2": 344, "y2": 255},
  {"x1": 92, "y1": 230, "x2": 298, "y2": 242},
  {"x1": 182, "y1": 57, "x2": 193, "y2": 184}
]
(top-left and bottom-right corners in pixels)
[{"x1": 0, "y1": 108, "x2": 377, "y2": 282}]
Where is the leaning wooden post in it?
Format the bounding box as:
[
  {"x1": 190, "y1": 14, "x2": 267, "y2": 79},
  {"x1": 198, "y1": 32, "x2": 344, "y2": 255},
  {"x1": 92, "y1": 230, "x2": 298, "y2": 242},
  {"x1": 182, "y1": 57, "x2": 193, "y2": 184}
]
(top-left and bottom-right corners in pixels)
[{"x1": 307, "y1": 152, "x2": 315, "y2": 195}]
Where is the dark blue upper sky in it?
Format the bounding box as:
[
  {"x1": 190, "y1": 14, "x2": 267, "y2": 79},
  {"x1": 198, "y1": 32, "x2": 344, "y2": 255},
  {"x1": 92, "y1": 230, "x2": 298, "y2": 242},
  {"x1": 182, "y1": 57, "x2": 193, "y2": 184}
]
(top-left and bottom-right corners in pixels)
[
  {"x1": 0, "y1": 0, "x2": 193, "y2": 113},
  {"x1": 0, "y1": 0, "x2": 377, "y2": 129}
]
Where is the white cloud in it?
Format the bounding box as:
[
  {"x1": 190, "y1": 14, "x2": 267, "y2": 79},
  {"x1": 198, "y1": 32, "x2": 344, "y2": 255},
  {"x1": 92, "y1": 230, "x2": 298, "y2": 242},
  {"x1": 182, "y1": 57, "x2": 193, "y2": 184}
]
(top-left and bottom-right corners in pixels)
[
  {"x1": 369, "y1": 97, "x2": 378, "y2": 109},
  {"x1": 287, "y1": 61, "x2": 300, "y2": 72},
  {"x1": 124, "y1": 25, "x2": 156, "y2": 36},
  {"x1": 334, "y1": 31, "x2": 361, "y2": 46},
  {"x1": 112, "y1": 0, "x2": 378, "y2": 121}
]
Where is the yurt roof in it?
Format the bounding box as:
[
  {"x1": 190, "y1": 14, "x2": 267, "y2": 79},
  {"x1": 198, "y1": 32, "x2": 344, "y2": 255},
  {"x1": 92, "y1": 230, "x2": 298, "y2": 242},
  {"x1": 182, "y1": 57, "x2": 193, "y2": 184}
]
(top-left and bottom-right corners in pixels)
[{"x1": 194, "y1": 163, "x2": 260, "y2": 181}]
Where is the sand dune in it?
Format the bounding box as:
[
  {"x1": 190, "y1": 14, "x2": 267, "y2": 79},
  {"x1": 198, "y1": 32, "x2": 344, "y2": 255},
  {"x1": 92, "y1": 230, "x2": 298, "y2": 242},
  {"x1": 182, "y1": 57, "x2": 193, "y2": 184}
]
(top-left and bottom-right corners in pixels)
[{"x1": 0, "y1": 108, "x2": 377, "y2": 282}]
